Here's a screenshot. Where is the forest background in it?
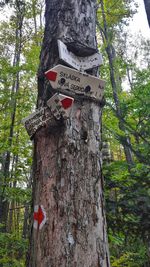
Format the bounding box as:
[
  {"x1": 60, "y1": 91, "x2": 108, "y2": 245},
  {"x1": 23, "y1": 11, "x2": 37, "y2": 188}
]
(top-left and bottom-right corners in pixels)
[{"x1": 0, "y1": 0, "x2": 150, "y2": 266}]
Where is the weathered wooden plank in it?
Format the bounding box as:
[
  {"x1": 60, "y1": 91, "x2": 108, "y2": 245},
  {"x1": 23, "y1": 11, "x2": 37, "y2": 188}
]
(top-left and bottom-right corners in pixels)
[
  {"x1": 58, "y1": 40, "x2": 103, "y2": 70},
  {"x1": 22, "y1": 107, "x2": 54, "y2": 139}
]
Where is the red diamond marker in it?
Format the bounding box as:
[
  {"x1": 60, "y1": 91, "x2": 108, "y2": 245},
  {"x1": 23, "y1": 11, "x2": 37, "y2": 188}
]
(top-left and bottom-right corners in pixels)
[
  {"x1": 33, "y1": 205, "x2": 46, "y2": 230},
  {"x1": 61, "y1": 98, "x2": 73, "y2": 109},
  {"x1": 45, "y1": 70, "x2": 57, "y2": 81}
]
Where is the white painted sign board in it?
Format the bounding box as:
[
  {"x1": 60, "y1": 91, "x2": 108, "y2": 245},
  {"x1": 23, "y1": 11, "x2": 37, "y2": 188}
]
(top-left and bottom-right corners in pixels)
[
  {"x1": 22, "y1": 107, "x2": 53, "y2": 138},
  {"x1": 45, "y1": 65, "x2": 105, "y2": 101},
  {"x1": 58, "y1": 40, "x2": 103, "y2": 71},
  {"x1": 47, "y1": 93, "x2": 74, "y2": 120}
]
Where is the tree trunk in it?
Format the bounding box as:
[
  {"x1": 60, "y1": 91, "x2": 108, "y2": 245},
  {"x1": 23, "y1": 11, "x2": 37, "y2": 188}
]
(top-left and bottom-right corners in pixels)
[
  {"x1": 23, "y1": 174, "x2": 32, "y2": 239},
  {"x1": 27, "y1": 1, "x2": 110, "y2": 266},
  {"x1": 99, "y1": 0, "x2": 134, "y2": 171}
]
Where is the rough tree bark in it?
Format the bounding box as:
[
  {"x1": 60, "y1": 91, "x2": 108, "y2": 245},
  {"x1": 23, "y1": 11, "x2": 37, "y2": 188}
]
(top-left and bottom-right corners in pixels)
[{"x1": 27, "y1": 0, "x2": 110, "y2": 266}]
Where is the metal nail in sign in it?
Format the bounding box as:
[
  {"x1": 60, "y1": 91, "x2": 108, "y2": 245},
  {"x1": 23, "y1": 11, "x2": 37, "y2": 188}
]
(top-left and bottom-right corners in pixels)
[
  {"x1": 47, "y1": 93, "x2": 74, "y2": 120},
  {"x1": 33, "y1": 205, "x2": 46, "y2": 230},
  {"x1": 58, "y1": 40, "x2": 103, "y2": 71},
  {"x1": 22, "y1": 107, "x2": 53, "y2": 139},
  {"x1": 45, "y1": 64, "x2": 105, "y2": 102}
]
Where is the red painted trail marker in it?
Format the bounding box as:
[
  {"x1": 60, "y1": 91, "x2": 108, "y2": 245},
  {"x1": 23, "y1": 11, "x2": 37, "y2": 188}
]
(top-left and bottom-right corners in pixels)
[
  {"x1": 33, "y1": 205, "x2": 46, "y2": 230},
  {"x1": 60, "y1": 96, "x2": 73, "y2": 109},
  {"x1": 47, "y1": 93, "x2": 74, "y2": 119},
  {"x1": 45, "y1": 64, "x2": 105, "y2": 101},
  {"x1": 45, "y1": 70, "x2": 57, "y2": 81}
]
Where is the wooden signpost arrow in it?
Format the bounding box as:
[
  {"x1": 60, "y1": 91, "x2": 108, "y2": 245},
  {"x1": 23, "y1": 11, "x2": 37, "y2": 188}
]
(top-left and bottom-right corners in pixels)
[
  {"x1": 58, "y1": 40, "x2": 103, "y2": 71},
  {"x1": 45, "y1": 65, "x2": 105, "y2": 101}
]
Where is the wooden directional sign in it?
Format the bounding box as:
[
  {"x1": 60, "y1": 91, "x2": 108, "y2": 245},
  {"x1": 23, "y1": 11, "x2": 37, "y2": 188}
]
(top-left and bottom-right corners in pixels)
[
  {"x1": 58, "y1": 40, "x2": 103, "y2": 71},
  {"x1": 33, "y1": 205, "x2": 46, "y2": 230},
  {"x1": 22, "y1": 107, "x2": 53, "y2": 139},
  {"x1": 45, "y1": 65, "x2": 105, "y2": 101},
  {"x1": 47, "y1": 93, "x2": 74, "y2": 120}
]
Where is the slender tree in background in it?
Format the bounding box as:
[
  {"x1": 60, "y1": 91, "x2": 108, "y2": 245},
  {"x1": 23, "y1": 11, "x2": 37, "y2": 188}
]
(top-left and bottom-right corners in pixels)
[
  {"x1": 27, "y1": 0, "x2": 110, "y2": 266},
  {"x1": 97, "y1": 0, "x2": 135, "y2": 171}
]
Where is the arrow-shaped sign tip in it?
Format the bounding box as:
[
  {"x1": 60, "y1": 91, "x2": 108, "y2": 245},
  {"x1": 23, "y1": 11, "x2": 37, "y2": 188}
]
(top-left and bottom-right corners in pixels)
[{"x1": 45, "y1": 70, "x2": 57, "y2": 81}]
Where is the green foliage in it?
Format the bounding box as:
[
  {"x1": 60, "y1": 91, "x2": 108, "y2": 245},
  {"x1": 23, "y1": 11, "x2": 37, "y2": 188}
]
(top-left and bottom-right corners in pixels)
[
  {"x1": 0, "y1": 231, "x2": 27, "y2": 266},
  {"x1": 111, "y1": 251, "x2": 146, "y2": 267},
  {"x1": 0, "y1": 0, "x2": 43, "y2": 265},
  {"x1": 109, "y1": 230, "x2": 148, "y2": 267},
  {"x1": 98, "y1": 1, "x2": 150, "y2": 265},
  {"x1": 103, "y1": 68, "x2": 150, "y2": 266}
]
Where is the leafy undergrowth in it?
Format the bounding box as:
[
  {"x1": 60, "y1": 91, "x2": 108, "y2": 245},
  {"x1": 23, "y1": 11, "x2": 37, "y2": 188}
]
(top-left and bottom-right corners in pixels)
[{"x1": 0, "y1": 231, "x2": 28, "y2": 267}]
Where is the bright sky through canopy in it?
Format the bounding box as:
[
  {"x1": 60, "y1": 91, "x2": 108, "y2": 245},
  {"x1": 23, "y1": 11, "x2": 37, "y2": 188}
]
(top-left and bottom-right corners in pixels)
[
  {"x1": 0, "y1": 0, "x2": 149, "y2": 38},
  {"x1": 129, "y1": 0, "x2": 149, "y2": 38}
]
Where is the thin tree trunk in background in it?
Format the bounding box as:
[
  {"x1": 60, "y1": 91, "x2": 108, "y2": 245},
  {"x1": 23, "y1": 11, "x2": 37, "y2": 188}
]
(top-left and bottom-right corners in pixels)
[
  {"x1": 39, "y1": 1, "x2": 44, "y2": 31},
  {"x1": 23, "y1": 173, "x2": 32, "y2": 239},
  {"x1": 32, "y1": 0, "x2": 38, "y2": 44},
  {"x1": 23, "y1": 205, "x2": 30, "y2": 238},
  {"x1": 27, "y1": 0, "x2": 110, "y2": 266},
  {"x1": 7, "y1": 152, "x2": 20, "y2": 233},
  {"x1": 6, "y1": 153, "x2": 17, "y2": 233},
  {"x1": 99, "y1": 0, "x2": 134, "y2": 171}
]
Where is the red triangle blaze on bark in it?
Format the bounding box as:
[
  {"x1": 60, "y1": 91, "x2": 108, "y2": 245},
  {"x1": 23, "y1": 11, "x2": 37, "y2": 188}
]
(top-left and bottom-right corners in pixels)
[
  {"x1": 61, "y1": 98, "x2": 73, "y2": 109},
  {"x1": 34, "y1": 206, "x2": 44, "y2": 225},
  {"x1": 45, "y1": 70, "x2": 57, "y2": 81}
]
